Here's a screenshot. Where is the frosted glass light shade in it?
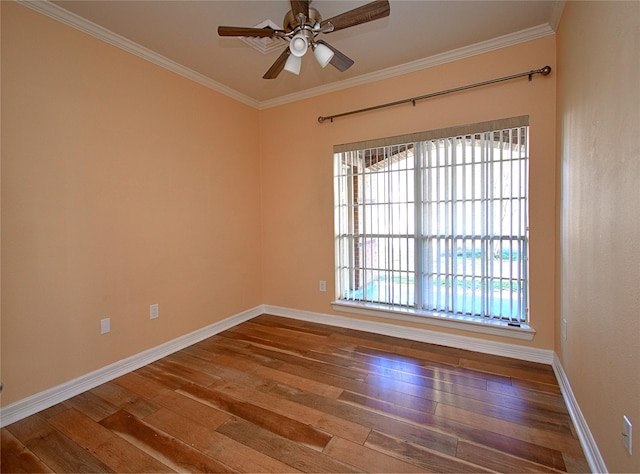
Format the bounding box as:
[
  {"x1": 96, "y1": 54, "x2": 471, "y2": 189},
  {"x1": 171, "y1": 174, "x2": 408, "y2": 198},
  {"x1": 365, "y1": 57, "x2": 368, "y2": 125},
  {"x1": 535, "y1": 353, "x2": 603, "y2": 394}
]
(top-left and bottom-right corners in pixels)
[
  {"x1": 289, "y1": 34, "x2": 308, "y2": 57},
  {"x1": 284, "y1": 54, "x2": 302, "y2": 75},
  {"x1": 313, "y1": 43, "x2": 334, "y2": 68}
]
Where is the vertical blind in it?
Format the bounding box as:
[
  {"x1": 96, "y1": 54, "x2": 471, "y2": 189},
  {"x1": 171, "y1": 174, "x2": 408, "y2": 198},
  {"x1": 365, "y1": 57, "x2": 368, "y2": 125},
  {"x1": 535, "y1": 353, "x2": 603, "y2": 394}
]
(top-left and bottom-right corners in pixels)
[{"x1": 334, "y1": 116, "x2": 529, "y2": 323}]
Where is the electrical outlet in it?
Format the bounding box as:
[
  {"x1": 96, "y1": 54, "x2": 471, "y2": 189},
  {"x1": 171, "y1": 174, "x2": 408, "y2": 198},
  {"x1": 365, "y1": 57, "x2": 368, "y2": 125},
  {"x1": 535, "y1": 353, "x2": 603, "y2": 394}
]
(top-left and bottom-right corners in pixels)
[
  {"x1": 319, "y1": 280, "x2": 327, "y2": 292},
  {"x1": 150, "y1": 304, "x2": 159, "y2": 320},
  {"x1": 623, "y1": 416, "x2": 633, "y2": 455},
  {"x1": 100, "y1": 318, "x2": 111, "y2": 334}
]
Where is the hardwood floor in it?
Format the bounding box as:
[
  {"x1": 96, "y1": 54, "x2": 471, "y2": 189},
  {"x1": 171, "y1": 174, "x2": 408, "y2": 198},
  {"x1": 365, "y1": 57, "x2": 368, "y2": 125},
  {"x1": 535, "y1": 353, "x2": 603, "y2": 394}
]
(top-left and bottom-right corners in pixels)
[{"x1": 1, "y1": 314, "x2": 589, "y2": 473}]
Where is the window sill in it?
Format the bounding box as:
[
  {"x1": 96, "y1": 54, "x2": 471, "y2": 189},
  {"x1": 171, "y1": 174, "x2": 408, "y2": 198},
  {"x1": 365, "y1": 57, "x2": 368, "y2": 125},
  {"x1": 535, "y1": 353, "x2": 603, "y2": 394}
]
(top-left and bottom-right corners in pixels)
[{"x1": 331, "y1": 301, "x2": 536, "y2": 341}]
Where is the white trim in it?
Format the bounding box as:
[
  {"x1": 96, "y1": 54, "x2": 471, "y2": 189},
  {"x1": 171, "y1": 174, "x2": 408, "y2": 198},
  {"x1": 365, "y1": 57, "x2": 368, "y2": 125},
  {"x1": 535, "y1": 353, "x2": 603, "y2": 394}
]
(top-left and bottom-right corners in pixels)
[
  {"x1": 552, "y1": 354, "x2": 608, "y2": 474},
  {"x1": 259, "y1": 24, "x2": 555, "y2": 109},
  {"x1": 0, "y1": 306, "x2": 262, "y2": 428},
  {"x1": 549, "y1": 1, "x2": 566, "y2": 32},
  {"x1": 17, "y1": 0, "x2": 554, "y2": 111},
  {"x1": 16, "y1": 0, "x2": 260, "y2": 109},
  {"x1": 264, "y1": 305, "x2": 552, "y2": 364},
  {"x1": 331, "y1": 301, "x2": 536, "y2": 341}
]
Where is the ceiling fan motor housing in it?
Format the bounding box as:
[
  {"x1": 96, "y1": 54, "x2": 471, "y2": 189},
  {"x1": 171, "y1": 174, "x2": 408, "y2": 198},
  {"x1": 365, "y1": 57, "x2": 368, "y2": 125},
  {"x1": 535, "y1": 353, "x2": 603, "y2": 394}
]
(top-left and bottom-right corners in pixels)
[{"x1": 283, "y1": 7, "x2": 322, "y2": 32}]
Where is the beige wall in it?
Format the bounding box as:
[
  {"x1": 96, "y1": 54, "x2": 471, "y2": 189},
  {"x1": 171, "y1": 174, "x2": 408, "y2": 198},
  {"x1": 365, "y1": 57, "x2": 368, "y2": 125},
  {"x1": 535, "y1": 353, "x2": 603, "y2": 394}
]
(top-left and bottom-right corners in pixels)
[
  {"x1": 1, "y1": 2, "x2": 263, "y2": 406},
  {"x1": 260, "y1": 36, "x2": 557, "y2": 349},
  {"x1": 556, "y1": 2, "x2": 640, "y2": 472},
  {"x1": 4, "y1": 2, "x2": 637, "y2": 469}
]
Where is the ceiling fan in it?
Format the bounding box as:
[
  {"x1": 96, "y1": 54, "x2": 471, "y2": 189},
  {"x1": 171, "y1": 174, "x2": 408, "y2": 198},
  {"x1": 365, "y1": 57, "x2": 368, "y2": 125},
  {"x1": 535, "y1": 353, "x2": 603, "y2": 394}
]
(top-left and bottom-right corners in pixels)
[{"x1": 218, "y1": 0, "x2": 391, "y2": 79}]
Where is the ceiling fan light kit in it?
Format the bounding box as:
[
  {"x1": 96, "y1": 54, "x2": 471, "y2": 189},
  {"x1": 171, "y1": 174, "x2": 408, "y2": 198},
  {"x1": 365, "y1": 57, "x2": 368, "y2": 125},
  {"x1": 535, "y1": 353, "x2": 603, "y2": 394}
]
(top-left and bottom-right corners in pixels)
[
  {"x1": 313, "y1": 43, "x2": 334, "y2": 68},
  {"x1": 289, "y1": 33, "x2": 309, "y2": 57},
  {"x1": 284, "y1": 54, "x2": 302, "y2": 75},
  {"x1": 218, "y1": 0, "x2": 391, "y2": 79}
]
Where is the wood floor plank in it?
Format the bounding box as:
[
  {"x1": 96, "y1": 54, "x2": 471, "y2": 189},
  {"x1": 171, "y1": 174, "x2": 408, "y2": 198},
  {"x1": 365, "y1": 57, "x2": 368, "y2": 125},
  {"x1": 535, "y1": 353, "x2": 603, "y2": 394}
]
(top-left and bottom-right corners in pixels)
[
  {"x1": 216, "y1": 417, "x2": 358, "y2": 473},
  {"x1": 344, "y1": 346, "x2": 491, "y2": 390},
  {"x1": 455, "y1": 440, "x2": 565, "y2": 473},
  {"x1": 365, "y1": 371, "x2": 572, "y2": 434},
  {"x1": 149, "y1": 355, "x2": 221, "y2": 387},
  {"x1": 331, "y1": 332, "x2": 464, "y2": 367},
  {"x1": 134, "y1": 361, "x2": 192, "y2": 390},
  {"x1": 430, "y1": 409, "x2": 568, "y2": 470},
  {"x1": 342, "y1": 382, "x2": 438, "y2": 414},
  {"x1": 177, "y1": 382, "x2": 333, "y2": 451},
  {"x1": 181, "y1": 345, "x2": 279, "y2": 388},
  {"x1": 90, "y1": 381, "x2": 160, "y2": 420},
  {"x1": 508, "y1": 376, "x2": 563, "y2": 395},
  {"x1": 241, "y1": 320, "x2": 331, "y2": 345},
  {"x1": 249, "y1": 361, "x2": 344, "y2": 398},
  {"x1": 246, "y1": 344, "x2": 370, "y2": 382},
  {"x1": 150, "y1": 390, "x2": 231, "y2": 429},
  {"x1": 143, "y1": 407, "x2": 300, "y2": 473},
  {"x1": 444, "y1": 380, "x2": 573, "y2": 433},
  {"x1": 270, "y1": 384, "x2": 460, "y2": 457},
  {"x1": 1, "y1": 428, "x2": 53, "y2": 473},
  {"x1": 7, "y1": 413, "x2": 114, "y2": 473},
  {"x1": 365, "y1": 430, "x2": 491, "y2": 473},
  {"x1": 252, "y1": 314, "x2": 330, "y2": 335},
  {"x1": 213, "y1": 378, "x2": 371, "y2": 444},
  {"x1": 323, "y1": 436, "x2": 425, "y2": 472},
  {"x1": 112, "y1": 370, "x2": 175, "y2": 401},
  {"x1": 3, "y1": 314, "x2": 588, "y2": 473},
  {"x1": 339, "y1": 389, "x2": 437, "y2": 425},
  {"x1": 461, "y1": 357, "x2": 558, "y2": 385},
  {"x1": 100, "y1": 409, "x2": 233, "y2": 472},
  {"x1": 63, "y1": 390, "x2": 119, "y2": 422},
  {"x1": 487, "y1": 378, "x2": 568, "y2": 409},
  {"x1": 46, "y1": 406, "x2": 174, "y2": 473},
  {"x1": 561, "y1": 450, "x2": 592, "y2": 474},
  {"x1": 434, "y1": 402, "x2": 584, "y2": 455},
  {"x1": 339, "y1": 385, "x2": 569, "y2": 470}
]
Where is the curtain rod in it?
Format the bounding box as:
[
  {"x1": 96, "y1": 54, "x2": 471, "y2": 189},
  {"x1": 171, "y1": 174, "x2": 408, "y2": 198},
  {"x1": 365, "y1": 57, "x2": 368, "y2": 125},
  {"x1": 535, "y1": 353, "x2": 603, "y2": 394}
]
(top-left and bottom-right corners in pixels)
[{"x1": 317, "y1": 65, "x2": 551, "y2": 123}]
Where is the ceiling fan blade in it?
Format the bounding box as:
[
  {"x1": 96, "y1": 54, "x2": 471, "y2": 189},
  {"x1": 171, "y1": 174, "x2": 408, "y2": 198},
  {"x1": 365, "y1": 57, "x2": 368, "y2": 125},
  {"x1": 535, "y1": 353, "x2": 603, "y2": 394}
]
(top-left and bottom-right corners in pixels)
[
  {"x1": 317, "y1": 40, "x2": 354, "y2": 72},
  {"x1": 263, "y1": 47, "x2": 291, "y2": 79},
  {"x1": 218, "y1": 26, "x2": 285, "y2": 38},
  {"x1": 289, "y1": 0, "x2": 309, "y2": 21},
  {"x1": 320, "y1": 0, "x2": 390, "y2": 32}
]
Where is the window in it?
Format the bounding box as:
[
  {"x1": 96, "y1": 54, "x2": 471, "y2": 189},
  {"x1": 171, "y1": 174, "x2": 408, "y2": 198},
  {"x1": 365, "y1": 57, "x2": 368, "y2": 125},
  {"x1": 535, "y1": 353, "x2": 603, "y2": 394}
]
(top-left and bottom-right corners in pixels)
[{"x1": 334, "y1": 117, "x2": 529, "y2": 326}]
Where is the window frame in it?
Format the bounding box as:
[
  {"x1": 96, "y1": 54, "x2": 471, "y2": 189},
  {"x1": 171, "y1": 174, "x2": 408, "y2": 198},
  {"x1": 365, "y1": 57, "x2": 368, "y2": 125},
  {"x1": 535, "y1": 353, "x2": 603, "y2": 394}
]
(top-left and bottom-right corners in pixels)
[{"x1": 332, "y1": 117, "x2": 535, "y2": 340}]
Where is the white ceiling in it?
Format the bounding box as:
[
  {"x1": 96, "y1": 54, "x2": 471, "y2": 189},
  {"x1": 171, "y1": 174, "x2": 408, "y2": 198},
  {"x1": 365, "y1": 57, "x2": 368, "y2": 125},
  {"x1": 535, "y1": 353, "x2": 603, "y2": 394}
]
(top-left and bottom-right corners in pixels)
[{"x1": 34, "y1": 0, "x2": 562, "y2": 107}]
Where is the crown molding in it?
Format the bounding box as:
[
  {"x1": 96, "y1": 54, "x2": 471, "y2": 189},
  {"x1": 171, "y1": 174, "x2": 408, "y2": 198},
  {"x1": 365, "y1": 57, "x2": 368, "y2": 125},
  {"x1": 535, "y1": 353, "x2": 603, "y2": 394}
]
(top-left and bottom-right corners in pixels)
[
  {"x1": 549, "y1": 1, "x2": 566, "y2": 32},
  {"x1": 258, "y1": 23, "x2": 555, "y2": 109},
  {"x1": 16, "y1": 0, "x2": 261, "y2": 109},
  {"x1": 17, "y1": 0, "x2": 554, "y2": 111}
]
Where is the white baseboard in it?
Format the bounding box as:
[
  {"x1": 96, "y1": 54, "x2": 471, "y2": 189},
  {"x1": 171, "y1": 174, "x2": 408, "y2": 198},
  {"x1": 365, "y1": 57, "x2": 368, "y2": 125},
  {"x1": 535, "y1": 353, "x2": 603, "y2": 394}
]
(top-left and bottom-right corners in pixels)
[
  {"x1": 2, "y1": 303, "x2": 603, "y2": 474},
  {"x1": 263, "y1": 304, "x2": 554, "y2": 364},
  {"x1": 0, "y1": 306, "x2": 262, "y2": 428},
  {"x1": 552, "y1": 354, "x2": 608, "y2": 474}
]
